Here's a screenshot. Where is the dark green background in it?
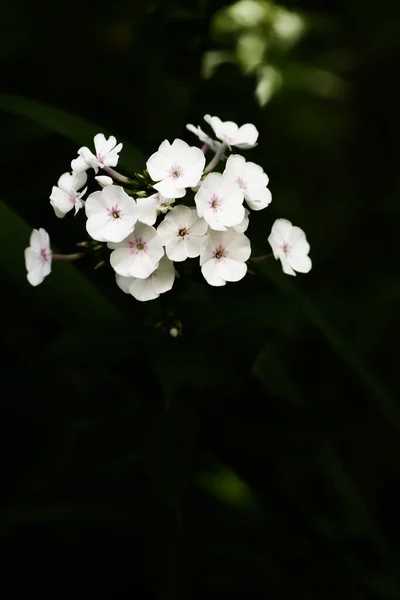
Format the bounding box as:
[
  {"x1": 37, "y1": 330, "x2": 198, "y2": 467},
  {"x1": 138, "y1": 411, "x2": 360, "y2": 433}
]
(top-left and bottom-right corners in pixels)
[{"x1": 1, "y1": 0, "x2": 399, "y2": 597}]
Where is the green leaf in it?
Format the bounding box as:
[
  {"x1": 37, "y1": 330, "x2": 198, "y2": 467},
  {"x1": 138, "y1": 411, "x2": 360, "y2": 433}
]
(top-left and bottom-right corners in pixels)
[
  {"x1": 0, "y1": 93, "x2": 144, "y2": 172},
  {"x1": 252, "y1": 342, "x2": 304, "y2": 405},
  {"x1": 256, "y1": 262, "x2": 400, "y2": 427},
  {"x1": 0, "y1": 200, "x2": 118, "y2": 321},
  {"x1": 197, "y1": 458, "x2": 260, "y2": 514}
]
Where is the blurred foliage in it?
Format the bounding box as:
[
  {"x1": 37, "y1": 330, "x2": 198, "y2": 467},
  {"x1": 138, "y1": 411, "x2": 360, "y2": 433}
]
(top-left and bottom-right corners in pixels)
[{"x1": 1, "y1": 0, "x2": 399, "y2": 598}]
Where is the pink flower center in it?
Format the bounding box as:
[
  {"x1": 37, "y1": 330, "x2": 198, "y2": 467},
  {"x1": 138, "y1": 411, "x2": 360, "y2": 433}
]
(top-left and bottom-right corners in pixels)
[
  {"x1": 129, "y1": 237, "x2": 147, "y2": 253},
  {"x1": 178, "y1": 227, "x2": 188, "y2": 239},
  {"x1": 108, "y1": 205, "x2": 121, "y2": 219},
  {"x1": 168, "y1": 164, "x2": 184, "y2": 179},
  {"x1": 69, "y1": 190, "x2": 79, "y2": 204},
  {"x1": 213, "y1": 244, "x2": 226, "y2": 260},
  {"x1": 281, "y1": 242, "x2": 290, "y2": 255},
  {"x1": 236, "y1": 176, "x2": 247, "y2": 190},
  {"x1": 40, "y1": 248, "x2": 49, "y2": 264},
  {"x1": 209, "y1": 194, "x2": 221, "y2": 210}
]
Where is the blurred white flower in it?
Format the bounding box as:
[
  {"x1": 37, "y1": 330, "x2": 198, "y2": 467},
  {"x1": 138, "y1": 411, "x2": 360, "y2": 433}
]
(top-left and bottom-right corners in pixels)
[
  {"x1": 268, "y1": 219, "x2": 312, "y2": 276},
  {"x1": 24, "y1": 228, "x2": 52, "y2": 287},
  {"x1": 204, "y1": 115, "x2": 258, "y2": 149}
]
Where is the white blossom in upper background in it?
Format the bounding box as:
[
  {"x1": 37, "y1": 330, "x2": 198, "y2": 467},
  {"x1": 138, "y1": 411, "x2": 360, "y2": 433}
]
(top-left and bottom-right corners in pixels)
[
  {"x1": 137, "y1": 192, "x2": 175, "y2": 226},
  {"x1": 268, "y1": 219, "x2": 312, "y2": 276},
  {"x1": 71, "y1": 134, "x2": 123, "y2": 174},
  {"x1": 24, "y1": 228, "x2": 52, "y2": 287},
  {"x1": 50, "y1": 171, "x2": 87, "y2": 218},
  {"x1": 157, "y1": 205, "x2": 208, "y2": 262},
  {"x1": 146, "y1": 139, "x2": 205, "y2": 199},
  {"x1": 195, "y1": 172, "x2": 245, "y2": 231},
  {"x1": 204, "y1": 115, "x2": 259, "y2": 149},
  {"x1": 223, "y1": 154, "x2": 272, "y2": 211},
  {"x1": 186, "y1": 124, "x2": 222, "y2": 151},
  {"x1": 109, "y1": 222, "x2": 164, "y2": 279},
  {"x1": 115, "y1": 255, "x2": 175, "y2": 301},
  {"x1": 85, "y1": 185, "x2": 138, "y2": 243},
  {"x1": 200, "y1": 229, "x2": 251, "y2": 286}
]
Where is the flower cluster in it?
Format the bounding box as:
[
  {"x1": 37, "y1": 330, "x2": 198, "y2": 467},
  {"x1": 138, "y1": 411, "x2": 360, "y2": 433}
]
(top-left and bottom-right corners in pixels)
[{"x1": 24, "y1": 115, "x2": 311, "y2": 298}]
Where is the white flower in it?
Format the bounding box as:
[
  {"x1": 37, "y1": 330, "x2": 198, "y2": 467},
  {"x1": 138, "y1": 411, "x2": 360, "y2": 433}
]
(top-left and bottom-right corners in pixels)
[
  {"x1": 268, "y1": 219, "x2": 312, "y2": 276},
  {"x1": 137, "y1": 192, "x2": 175, "y2": 226},
  {"x1": 186, "y1": 124, "x2": 222, "y2": 151},
  {"x1": 146, "y1": 139, "x2": 205, "y2": 199},
  {"x1": 50, "y1": 171, "x2": 87, "y2": 218},
  {"x1": 24, "y1": 228, "x2": 52, "y2": 287},
  {"x1": 232, "y1": 208, "x2": 250, "y2": 233},
  {"x1": 116, "y1": 255, "x2": 175, "y2": 301},
  {"x1": 109, "y1": 222, "x2": 164, "y2": 279},
  {"x1": 200, "y1": 229, "x2": 251, "y2": 287},
  {"x1": 223, "y1": 154, "x2": 271, "y2": 211},
  {"x1": 95, "y1": 175, "x2": 114, "y2": 187},
  {"x1": 85, "y1": 185, "x2": 138, "y2": 243},
  {"x1": 194, "y1": 172, "x2": 245, "y2": 231},
  {"x1": 204, "y1": 115, "x2": 259, "y2": 149},
  {"x1": 157, "y1": 205, "x2": 208, "y2": 262},
  {"x1": 71, "y1": 133, "x2": 123, "y2": 174}
]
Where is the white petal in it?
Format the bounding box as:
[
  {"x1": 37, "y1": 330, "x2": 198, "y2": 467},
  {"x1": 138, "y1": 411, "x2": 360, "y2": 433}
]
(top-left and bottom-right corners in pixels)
[
  {"x1": 50, "y1": 187, "x2": 72, "y2": 215},
  {"x1": 29, "y1": 228, "x2": 49, "y2": 252},
  {"x1": 146, "y1": 142, "x2": 171, "y2": 181},
  {"x1": 165, "y1": 237, "x2": 187, "y2": 262},
  {"x1": 130, "y1": 252, "x2": 160, "y2": 279},
  {"x1": 137, "y1": 195, "x2": 159, "y2": 226},
  {"x1": 233, "y1": 209, "x2": 249, "y2": 233},
  {"x1": 245, "y1": 186, "x2": 272, "y2": 211},
  {"x1": 225, "y1": 232, "x2": 251, "y2": 262},
  {"x1": 71, "y1": 154, "x2": 90, "y2": 173},
  {"x1": 154, "y1": 180, "x2": 186, "y2": 199},
  {"x1": 153, "y1": 256, "x2": 175, "y2": 294},
  {"x1": 234, "y1": 124, "x2": 259, "y2": 148},
  {"x1": 218, "y1": 201, "x2": 245, "y2": 228},
  {"x1": 110, "y1": 247, "x2": 136, "y2": 276},
  {"x1": 27, "y1": 263, "x2": 46, "y2": 286},
  {"x1": 219, "y1": 258, "x2": 247, "y2": 282},
  {"x1": 201, "y1": 259, "x2": 226, "y2": 286},
  {"x1": 203, "y1": 208, "x2": 227, "y2": 231},
  {"x1": 115, "y1": 274, "x2": 134, "y2": 294},
  {"x1": 24, "y1": 247, "x2": 40, "y2": 273},
  {"x1": 130, "y1": 277, "x2": 160, "y2": 301},
  {"x1": 289, "y1": 253, "x2": 312, "y2": 273},
  {"x1": 184, "y1": 235, "x2": 204, "y2": 258},
  {"x1": 57, "y1": 172, "x2": 75, "y2": 191},
  {"x1": 73, "y1": 170, "x2": 88, "y2": 190},
  {"x1": 223, "y1": 154, "x2": 246, "y2": 177},
  {"x1": 270, "y1": 218, "x2": 293, "y2": 242},
  {"x1": 280, "y1": 255, "x2": 296, "y2": 276}
]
